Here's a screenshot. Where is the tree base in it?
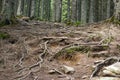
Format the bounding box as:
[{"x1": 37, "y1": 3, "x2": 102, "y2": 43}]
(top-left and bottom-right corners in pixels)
[
  {"x1": 0, "y1": 18, "x2": 18, "y2": 27},
  {"x1": 106, "y1": 16, "x2": 120, "y2": 25}
]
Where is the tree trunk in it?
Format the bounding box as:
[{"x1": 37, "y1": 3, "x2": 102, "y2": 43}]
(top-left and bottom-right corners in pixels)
[
  {"x1": 89, "y1": 0, "x2": 94, "y2": 23},
  {"x1": 0, "y1": 0, "x2": 3, "y2": 13},
  {"x1": 17, "y1": 0, "x2": 22, "y2": 15},
  {"x1": 113, "y1": 0, "x2": 120, "y2": 21},
  {"x1": 30, "y1": 0, "x2": 35, "y2": 17},
  {"x1": 67, "y1": 0, "x2": 71, "y2": 22},
  {"x1": 76, "y1": 0, "x2": 81, "y2": 21},
  {"x1": 0, "y1": 0, "x2": 16, "y2": 25},
  {"x1": 55, "y1": 0, "x2": 62, "y2": 22},
  {"x1": 107, "y1": 0, "x2": 111, "y2": 18},
  {"x1": 71, "y1": 0, "x2": 77, "y2": 22},
  {"x1": 81, "y1": 0, "x2": 87, "y2": 24}
]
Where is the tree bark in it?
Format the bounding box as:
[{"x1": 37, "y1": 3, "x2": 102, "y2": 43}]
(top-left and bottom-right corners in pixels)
[
  {"x1": 30, "y1": 0, "x2": 35, "y2": 17},
  {"x1": 113, "y1": 0, "x2": 120, "y2": 21},
  {"x1": 67, "y1": 0, "x2": 71, "y2": 22},
  {"x1": 81, "y1": 0, "x2": 87, "y2": 24},
  {"x1": 17, "y1": 0, "x2": 22, "y2": 15},
  {"x1": 54, "y1": 0, "x2": 62, "y2": 22},
  {"x1": 0, "y1": 0, "x2": 16, "y2": 25},
  {"x1": 71, "y1": 0, "x2": 77, "y2": 22},
  {"x1": 0, "y1": 0, "x2": 3, "y2": 13}
]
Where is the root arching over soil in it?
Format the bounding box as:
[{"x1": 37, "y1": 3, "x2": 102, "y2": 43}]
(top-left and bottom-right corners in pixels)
[{"x1": 0, "y1": 21, "x2": 120, "y2": 80}]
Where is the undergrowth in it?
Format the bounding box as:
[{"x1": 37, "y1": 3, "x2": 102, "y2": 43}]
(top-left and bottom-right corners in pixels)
[{"x1": 0, "y1": 32, "x2": 10, "y2": 39}]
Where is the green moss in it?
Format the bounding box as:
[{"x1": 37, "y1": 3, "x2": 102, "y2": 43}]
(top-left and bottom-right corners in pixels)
[
  {"x1": 16, "y1": 15, "x2": 23, "y2": 18},
  {"x1": 65, "y1": 21, "x2": 82, "y2": 27},
  {"x1": 0, "y1": 32, "x2": 10, "y2": 39},
  {"x1": 105, "y1": 16, "x2": 120, "y2": 25},
  {"x1": 74, "y1": 21, "x2": 81, "y2": 27},
  {"x1": 102, "y1": 36, "x2": 114, "y2": 44},
  {"x1": 54, "y1": 46, "x2": 91, "y2": 59},
  {"x1": 65, "y1": 21, "x2": 74, "y2": 26}
]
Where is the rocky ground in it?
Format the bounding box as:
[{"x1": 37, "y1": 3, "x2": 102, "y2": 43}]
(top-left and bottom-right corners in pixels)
[{"x1": 0, "y1": 21, "x2": 120, "y2": 80}]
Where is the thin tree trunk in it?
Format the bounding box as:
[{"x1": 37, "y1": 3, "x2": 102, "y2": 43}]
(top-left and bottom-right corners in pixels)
[
  {"x1": 0, "y1": 0, "x2": 3, "y2": 13},
  {"x1": 67, "y1": 0, "x2": 71, "y2": 22},
  {"x1": 55, "y1": 0, "x2": 62, "y2": 22},
  {"x1": 17, "y1": 0, "x2": 22, "y2": 15},
  {"x1": 76, "y1": 0, "x2": 81, "y2": 21},
  {"x1": 107, "y1": 0, "x2": 111, "y2": 18},
  {"x1": 71, "y1": 0, "x2": 77, "y2": 22},
  {"x1": 89, "y1": 0, "x2": 94, "y2": 23},
  {"x1": 30, "y1": 0, "x2": 35, "y2": 17},
  {"x1": 81, "y1": 0, "x2": 87, "y2": 24}
]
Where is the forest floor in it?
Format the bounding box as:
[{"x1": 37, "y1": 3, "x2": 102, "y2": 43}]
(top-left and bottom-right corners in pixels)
[{"x1": 0, "y1": 21, "x2": 120, "y2": 80}]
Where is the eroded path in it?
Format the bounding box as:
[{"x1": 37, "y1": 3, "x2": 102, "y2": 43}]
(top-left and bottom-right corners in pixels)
[{"x1": 0, "y1": 21, "x2": 120, "y2": 80}]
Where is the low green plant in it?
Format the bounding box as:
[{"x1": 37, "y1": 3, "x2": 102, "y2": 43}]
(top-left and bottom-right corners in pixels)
[
  {"x1": 0, "y1": 32, "x2": 10, "y2": 39},
  {"x1": 65, "y1": 21, "x2": 82, "y2": 27},
  {"x1": 65, "y1": 21, "x2": 74, "y2": 26},
  {"x1": 74, "y1": 21, "x2": 81, "y2": 27}
]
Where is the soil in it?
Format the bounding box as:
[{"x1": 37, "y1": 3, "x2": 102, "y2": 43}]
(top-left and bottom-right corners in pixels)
[{"x1": 0, "y1": 21, "x2": 120, "y2": 80}]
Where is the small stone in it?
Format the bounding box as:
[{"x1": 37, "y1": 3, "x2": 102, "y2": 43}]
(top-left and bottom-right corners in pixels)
[
  {"x1": 48, "y1": 69, "x2": 56, "y2": 74},
  {"x1": 58, "y1": 75, "x2": 66, "y2": 78},
  {"x1": 82, "y1": 75, "x2": 88, "y2": 79},
  {"x1": 85, "y1": 65, "x2": 90, "y2": 68},
  {"x1": 61, "y1": 65, "x2": 75, "y2": 74}
]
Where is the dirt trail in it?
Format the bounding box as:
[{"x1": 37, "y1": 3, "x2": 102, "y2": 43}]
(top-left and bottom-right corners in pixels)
[{"x1": 0, "y1": 21, "x2": 120, "y2": 80}]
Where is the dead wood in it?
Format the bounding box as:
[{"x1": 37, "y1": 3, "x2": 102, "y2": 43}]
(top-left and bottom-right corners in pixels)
[{"x1": 89, "y1": 57, "x2": 120, "y2": 80}]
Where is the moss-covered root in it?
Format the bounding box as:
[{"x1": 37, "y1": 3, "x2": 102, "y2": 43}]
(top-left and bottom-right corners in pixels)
[{"x1": 105, "y1": 16, "x2": 120, "y2": 25}]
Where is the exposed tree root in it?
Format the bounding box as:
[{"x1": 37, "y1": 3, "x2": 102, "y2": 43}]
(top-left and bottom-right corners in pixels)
[
  {"x1": 50, "y1": 42, "x2": 108, "y2": 60},
  {"x1": 41, "y1": 37, "x2": 84, "y2": 41},
  {"x1": 51, "y1": 68, "x2": 74, "y2": 80},
  {"x1": 15, "y1": 41, "x2": 50, "y2": 80}
]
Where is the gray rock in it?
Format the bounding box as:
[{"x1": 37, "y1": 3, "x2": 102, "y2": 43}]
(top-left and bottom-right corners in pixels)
[
  {"x1": 48, "y1": 69, "x2": 56, "y2": 74},
  {"x1": 103, "y1": 62, "x2": 120, "y2": 75},
  {"x1": 82, "y1": 75, "x2": 88, "y2": 79},
  {"x1": 61, "y1": 65, "x2": 75, "y2": 74}
]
